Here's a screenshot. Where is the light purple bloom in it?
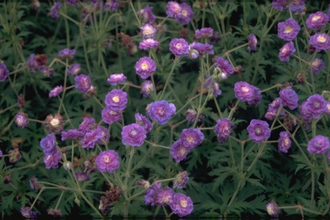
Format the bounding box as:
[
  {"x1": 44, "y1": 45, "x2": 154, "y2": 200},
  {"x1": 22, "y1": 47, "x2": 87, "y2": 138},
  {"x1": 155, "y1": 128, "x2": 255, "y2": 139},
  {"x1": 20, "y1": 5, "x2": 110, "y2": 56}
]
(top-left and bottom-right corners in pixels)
[
  {"x1": 107, "y1": 73, "x2": 127, "y2": 86},
  {"x1": 78, "y1": 117, "x2": 95, "y2": 132},
  {"x1": 39, "y1": 66, "x2": 54, "y2": 77},
  {"x1": 278, "y1": 131, "x2": 291, "y2": 153},
  {"x1": 134, "y1": 57, "x2": 156, "y2": 79},
  {"x1": 0, "y1": 63, "x2": 9, "y2": 82},
  {"x1": 195, "y1": 27, "x2": 214, "y2": 39},
  {"x1": 75, "y1": 171, "x2": 89, "y2": 182},
  {"x1": 309, "y1": 33, "x2": 330, "y2": 51},
  {"x1": 104, "y1": 89, "x2": 128, "y2": 111},
  {"x1": 157, "y1": 187, "x2": 174, "y2": 206},
  {"x1": 105, "y1": 0, "x2": 119, "y2": 11},
  {"x1": 214, "y1": 118, "x2": 234, "y2": 143},
  {"x1": 272, "y1": 0, "x2": 306, "y2": 12},
  {"x1": 145, "y1": 182, "x2": 161, "y2": 206},
  {"x1": 81, "y1": 127, "x2": 104, "y2": 149},
  {"x1": 141, "y1": 80, "x2": 154, "y2": 97},
  {"x1": 97, "y1": 125, "x2": 110, "y2": 145},
  {"x1": 247, "y1": 34, "x2": 258, "y2": 52},
  {"x1": 61, "y1": 129, "x2": 84, "y2": 141},
  {"x1": 27, "y1": 54, "x2": 38, "y2": 73},
  {"x1": 95, "y1": 150, "x2": 120, "y2": 173},
  {"x1": 305, "y1": 94, "x2": 327, "y2": 119},
  {"x1": 21, "y1": 207, "x2": 37, "y2": 219},
  {"x1": 67, "y1": 63, "x2": 81, "y2": 75},
  {"x1": 265, "y1": 97, "x2": 285, "y2": 120},
  {"x1": 277, "y1": 18, "x2": 300, "y2": 41},
  {"x1": 185, "y1": 109, "x2": 204, "y2": 123},
  {"x1": 44, "y1": 151, "x2": 62, "y2": 169},
  {"x1": 266, "y1": 200, "x2": 280, "y2": 217},
  {"x1": 310, "y1": 58, "x2": 325, "y2": 74},
  {"x1": 101, "y1": 107, "x2": 122, "y2": 124},
  {"x1": 147, "y1": 100, "x2": 175, "y2": 125},
  {"x1": 299, "y1": 101, "x2": 313, "y2": 120},
  {"x1": 139, "y1": 39, "x2": 159, "y2": 50},
  {"x1": 135, "y1": 113, "x2": 153, "y2": 133},
  {"x1": 189, "y1": 42, "x2": 214, "y2": 55},
  {"x1": 279, "y1": 41, "x2": 295, "y2": 62},
  {"x1": 166, "y1": 1, "x2": 181, "y2": 18},
  {"x1": 214, "y1": 57, "x2": 234, "y2": 76},
  {"x1": 176, "y1": 3, "x2": 194, "y2": 24},
  {"x1": 179, "y1": 128, "x2": 204, "y2": 149},
  {"x1": 170, "y1": 140, "x2": 190, "y2": 162},
  {"x1": 279, "y1": 88, "x2": 299, "y2": 110},
  {"x1": 40, "y1": 134, "x2": 57, "y2": 155},
  {"x1": 59, "y1": 48, "x2": 76, "y2": 59},
  {"x1": 173, "y1": 171, "x2": 189, "y2": 189},
  {"x1": 170, "y1": 193, "x2": 194, "y2": 217},
  {"x1": 75, "y1": 74, "x2": 91, "y2": 92},
  {"x1": 121, "y1": 123, "x2": 146, "y2": 147},
  {"x1": 15, "y1": 112, "x2": 29, "y2": 128},
  {"x1": 169, "y1": 38, "x2": 189, "y2": 57},
  {"x1": 138, "y1": 5, "x2": 155, "y2": 24},
  {"x1": 49, "y1": 85, "x2": 63, "y2": 97},
  {"x1": 247, "y1": 119, "x2": 271, "y2": 143},
  {"x1": 306, "y1": 11, "x2": 328, "y2": 30},
  {"x1": 50, "y1": 1, "x2": 62, "y2": 19},
  {"x1": 234, "y1": 81, "x2": 262, "y2": 105},
  {"x1": 140, "y1": 24, "x2": 157, "y2": 39},
  {"x1": 307, "y1": 135, "x2": 330, "y2": 154}
]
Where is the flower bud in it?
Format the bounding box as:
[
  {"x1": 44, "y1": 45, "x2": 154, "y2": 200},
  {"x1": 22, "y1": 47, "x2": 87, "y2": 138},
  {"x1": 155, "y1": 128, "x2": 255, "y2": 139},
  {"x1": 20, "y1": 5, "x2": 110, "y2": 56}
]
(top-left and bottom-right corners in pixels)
[
  {"x1": 63, "y1": 161, "x2": 72, "y2": 170},
  {"x1": 188, "y1": 49, "x2": 199, "y2": 59}
]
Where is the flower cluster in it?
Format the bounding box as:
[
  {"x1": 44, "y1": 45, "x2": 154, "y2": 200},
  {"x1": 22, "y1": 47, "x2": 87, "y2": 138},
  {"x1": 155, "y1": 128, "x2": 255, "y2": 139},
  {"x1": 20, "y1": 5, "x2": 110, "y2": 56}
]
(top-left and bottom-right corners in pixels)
[
  {"x1": 279, "y1": 41, "x2": 295, "y2": 62},
  {"x1": 234, "y1": 81, "x2": 262, "y2": 105},
  {"x1": 306, "y1": 11, "x2": 328, "y2": 30},
  {"x1": 95, "y1": 150, "x2": 120, "y2": 173},
  {"x1": 214, "y1": 118, "x2": 234, "y2": 143},
  {"x1": 134, "y1": 57, "x2": 156, "y2": 79},
  {"x1": 309, "y1": 33, "x2": 330, "y2": 51},
  {"x1": 107, "y1": 73, "x2": 127, "y2": 86},
  {"x1": 121, "y1": 123, "x2": 147, "y2": 147},
  {"x1": 166, "y1": 1, "x2": 193, "y2": 24},
  {"x1": 265, "y1": 98, "x2": 285, "y2": 120},
  {"x1": 40, "y1": 134, "x2": 62, "y2": 169},
  {"x1": 299, "y1": 94, "x2": 327, "y2": 120},
  {"x1": 170, "y1": 38, "x2": 189, "y2": 57},
  {"x1": 277, "y1": 18, "x2": 300, "y2": 41},
  {"x1": 278, "y1": 131, "x2": 291, "y2": 153},
  {"x1": 15, "y1": 112, "x2": 29, "y2": 128},
  {"x1": 247, "y1": 119, "x2": 271, "y2": 143},
  {"x1": 104, "y1": 89, "x2": 128, "y2": 111},
  {"x1": 279, "y1": 88, "x2": 299, "y2": 110},
  {"x1": 307, "y1": 135, "x2": 330, "y2": 154},
  {"x1": 147, "y1": 100, "x2": 176, "y2": 125}
]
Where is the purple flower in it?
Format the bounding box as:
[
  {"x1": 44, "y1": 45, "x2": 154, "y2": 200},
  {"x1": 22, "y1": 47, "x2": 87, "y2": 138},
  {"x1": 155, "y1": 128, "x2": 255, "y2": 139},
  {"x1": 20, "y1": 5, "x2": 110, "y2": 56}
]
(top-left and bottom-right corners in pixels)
[
  {"x1": 97, "y1": 125, "x2": 110, "y2": 145},
  {"x1": 49, "y1": 85, "x2": 63, "y2": 97},
  {"x1": 50, "y1": 2, "x2": 62, "y2": 19},
  {"x1": 195, "y1": 27, "x2": 214, "y2": 39},
  {"x1": 39, "y1": 66, "x2": 54, "y2": 77},
  {"x1": 95, "y1": 150, "x2": 120, "y2": 173},
  {"x1": 299, "y1": 101, "x2": 313, "y2": 120},
  {"x1": 166, "y1": 1, "x2": 181, "y2": 18},
  {"x1": 141, "y1": 80, "x2": 154, "y2": 97},
  {"x1": 247, "y1": 34, "x2": 258, "y2": 52},
  {"x1": 66, "y1": 0, "x2": 79, "y2": 6},
  {"x1": 147, "y1": 100, "x2": 175, "y2": 125},
  {"x1": 0, "y1": 150, "x2": 2, "y2": 158},
  {"x1": 272, "y1": 0, "x2": 306, "y2": 12},
  {"x1": 279, "y1": 41, "x2": 295, "y2": 62},
  {"x1": 27, "y1": 54, "x2": 38, "y2": 73},
  {"x1": 135, "y1": 113, "x2": 153, "y2": 133},
  {"x1": 278, "y1": 131, "x2": 291, "y2": 153},
  {"x1": 307, "y1": 135, "x2": 330, "y2": 154},
  {"x1": 185, "y1": 109, "x2": 204, "y2": 123},
  {"x1": 145, "y1": 183, "x2": 161, "y2": 206},
  {"x1": 15, "y1": 112, "x2": 29, "y2": 128},
  {"x1": 59, "y1": 48, "x2": 76, "y2": 59},
  {"x1": 173, "y1": 171, "x2": 189, "y2": 189},
  {"x1": 214, "y1": 57, "x2": 234, "y2": 76},
  {"x1": 179, "y1": 128, "x2": 204, "y2": 149},
  {"x1": 265, "y1": 97, "x2": 285, "y2": 120},
  {"x1": 61, "y1": 129, "x2": 85, "y2": 141},
  {"x1": 170, "y1": 193, "x2": 194, "y2": 217},
  {"x1": 310, "y1": 58, "x2": 325, "y2": 74},
  {"x1": 67, "y1": 63, "x2": 81, "y2": 75},
  {"x1": 134, "y1": 57, "x2": 156, "y2": 79},
  {"x1": 157, "y1": 187, "x2": 174, "y2": 206},
  {"x1": 305, "y1": 94, "x2": 327, "y2": 119},
  {"x1": 247, "y1": 119, "x2": 271, "y2": 143},
  {"x1": 121, "y1": 123, "x2": 146, "y2": 147},
  {"x1": 75, "y1": 171, "x2": 90, "y2": 182},
  {"x1": 105, "y1": 0, "x2": 119, "y2": 11},
  {"x1": 214, "y1": 118, "x2": 234, "y2": 143},
  {"x1": 29, "y1": 176, "x2": 40, "y2": 191},
  {"x1": 101, "y1": 107, "x2": 122, "y2": 124},
  {"x1": 189, "y1": 42, "x2": 214, "y2": 55},
  {"x1": 169, "y1": 38, "x2": 189, "y2": 57},
  {"x1": 44, "y1": 151, "x2": 62, "y2": 169},
  {"x1": 107, "y1": 73, "x2": 127, "y2": 85},
  {"x1": 139, "y1": 39, "x2": 159, "y2": 50},
  {"x1": 104, "y1": 89, "x2": 128, "y2": 111},
  {"x1": 176, "y1": 3, "x2": 194, "y2": 24},
  {"x1": 140, "y1": 24, "x2": 157, "y2": 39},
  {"x1": 170, "y1": 140, "x2": 190, "y2": 162},
  {"x1": 79, "y1": 117, "x2": 95, "y2": 132},
  {"x1": 81, "y1": 127, "x2": 104, "y2": 149},
  {"x1": 21, "y1": 207, "x2": 37, "y2": 219},
  {"x1": 138, "y1": 5, "x2": 155, "y2": 24},
  {"x1": 279, "y1": 88, "x2": 299, "y2": 110},
  {"x1": 306, "y1": 11, "x2": 328, "y2": 30},
  {"x1": 266, "y1": 200, "x2": 280, "y2": 217},
  {"x1": 309, "y1": 33, "x2": 330, "y2": 51},
  {"x1": 277, "y1": 18, "x2": 300, "y2": 41},
  {"x1": 272, "y1": 0, "x2": 289, "y2": 11},
  {"x1": 234, "y1": 81, "x2": 262, "y2": 105},
  {"x1": 40, "y1": 134, "x2": 57, "y2": 155},
  {"x1": 0, "y1": 63, "x2": 9, "y2": 82},
  {"x1": 75, "y1": 74, "x2": 91, "y2": 92}
]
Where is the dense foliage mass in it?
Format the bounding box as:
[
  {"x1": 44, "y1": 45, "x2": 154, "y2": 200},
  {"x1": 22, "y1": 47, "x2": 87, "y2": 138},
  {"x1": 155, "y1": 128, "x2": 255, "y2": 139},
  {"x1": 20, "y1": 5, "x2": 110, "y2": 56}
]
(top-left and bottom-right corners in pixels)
[{"x1": 1, "y1": 0, "x2": 330, "y2": 218}]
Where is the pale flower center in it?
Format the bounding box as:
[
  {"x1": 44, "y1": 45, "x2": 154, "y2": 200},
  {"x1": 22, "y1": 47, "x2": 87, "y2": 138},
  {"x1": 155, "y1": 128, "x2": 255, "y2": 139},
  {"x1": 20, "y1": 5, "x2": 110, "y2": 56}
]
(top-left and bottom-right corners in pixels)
[
  {"x1": 312, "y1": 15, "x2": 321, "y2": 22},
  {"x1": 313, "y1": 102, "x2": 320, "y2": 108},
  {"x1": 112, "y1": 96, "x2": 120, "y2": 103},
  {"x1": 50, "y1": 118, "x2": 60, "y2": 127},
  {"x1": 176, "y1": 43, "x2": 182, "y2": 49},
  {"x1": 131, "y1": 129, "x2": 137, "y2": 135},
  {"x1": 103, "y1": 156, "x2": 110, "y2": 163},
  {"x1": 312, "y1": 60, "x2": 318, "y2": 66},
  {"x1": 242, "y1": 86, "x2": 249, "y2": 93},
  {"x1": 281, "y1": 47, "x2": 287, "y2": 53},
  {"x1": 182, "y1": 10, "x2": 188, "y2": 16},
  {"x1": 255, "y1": 127, "x2": 261, "y2": 134},
  {"x1": 284, "y1": 138, "x2": 290, "y2": 146},
  {"x1": 109, "y1": 110, "x2": 117, "y2": 115},
  {"x1": 143, "y1": 27, "x2": 153, "y2": 36},
  {"x1": 141, "y1": 62, "x2": 148, "y2": 70},
  {"x1": 284, "y1": 26, "x2": 293, "y2": 33},
  {"x1": 187, "y1": 137, "x2": 194, "y2": 143},
  {"x1": 181, "y1": 199, "x2": 188, "y2": 207},
  {"x1": 317, "y1": 36, "x2": 326, "y2": 43},
  {"x1": 180, "y1": 148, "x2": 186, "y2": 156}
]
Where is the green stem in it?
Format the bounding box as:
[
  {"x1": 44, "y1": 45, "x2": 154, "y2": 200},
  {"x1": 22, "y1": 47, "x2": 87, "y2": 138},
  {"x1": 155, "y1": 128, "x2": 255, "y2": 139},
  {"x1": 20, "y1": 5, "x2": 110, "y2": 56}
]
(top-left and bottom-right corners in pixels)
[
  {"x1": 159, "y1": 57, "x2": 180, "y2": 100},
  {"x1": 54, "y1": 190, "x2": 64, "y2": 210},
  {"x1": 80, "y1": 192, "x2": 103, "y2": 218}
]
